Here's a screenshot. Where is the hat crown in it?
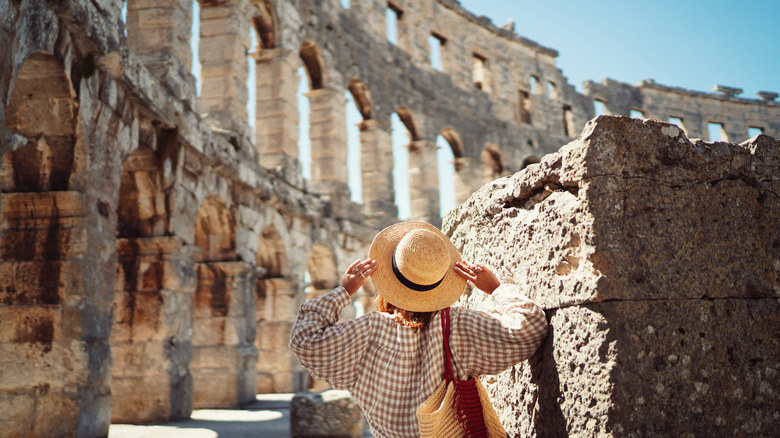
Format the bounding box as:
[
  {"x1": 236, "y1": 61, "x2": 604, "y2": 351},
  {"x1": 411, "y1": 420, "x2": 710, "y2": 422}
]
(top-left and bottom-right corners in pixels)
[{"x1": 394, "y1": 229, "x2": 450, "y2": 287}]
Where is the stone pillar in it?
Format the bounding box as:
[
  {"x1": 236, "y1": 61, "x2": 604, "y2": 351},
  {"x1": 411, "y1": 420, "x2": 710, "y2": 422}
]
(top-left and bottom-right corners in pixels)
[
  {"x1": 453, "y1": 156, "x2": 481, "y2": 206},
  {"x1": 307, "y1": 87, "x2": 354, "y2": 217},
  {"x1": 110, "y1": 236, "x2": 195, "y2": 423},
  {"x1": 199, "y1": 0, "x2": 252, "y2": 139},
  {"x1": 255, "y1": 48, "x2": 302, "y2": 182},
  {"x1": 192, "y1": 261, "x2": 258, "y2": 408},
  {"x1": 445, "y1": 116, "x2": 780, "y2": 437},
  {"x1": 0, "y1": 191, "x2": 113, "y2": 437},
  {"x1": 409, "y1": 139, "x2": 440, "y2": 226},
  {"x1": 255, "y1": 277, "x2": 308, "y2": 393},
  {"x1": 125, "y1": 0, "x2": 193, "y2": 100},
  {"x1": 307, "y1": 87, "x2": 348, "y2": 190},
  {"x1": 359, "y1": 119, "x2": 397, "y2": 228}
]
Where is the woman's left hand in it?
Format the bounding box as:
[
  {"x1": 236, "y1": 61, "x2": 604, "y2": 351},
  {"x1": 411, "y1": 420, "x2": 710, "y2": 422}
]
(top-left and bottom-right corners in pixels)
[
  {"x1": 455, "y1": 261, "x2": 500, "y2": 294},
  {"x1": 341, "y1": 259, "x2": 377, "y2": 296}
]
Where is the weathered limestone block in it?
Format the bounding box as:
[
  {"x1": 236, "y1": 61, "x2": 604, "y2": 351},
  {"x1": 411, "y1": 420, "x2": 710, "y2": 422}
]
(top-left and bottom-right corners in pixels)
[
  {"x1": 0, "y1": 190, "x2": 113, "y2": 437},
  {"x1": 110, "y1": 236, "x2": 195, "y2": 423},
  {"x1": 444, "y1": 116, "x2": 780, "y2": 437},
  {"x1": 290, "y1": 390, "x2": 365, "y2": 438},
  {"x1": 192, "y1": 261, "x2": 258, "y2": 408}
]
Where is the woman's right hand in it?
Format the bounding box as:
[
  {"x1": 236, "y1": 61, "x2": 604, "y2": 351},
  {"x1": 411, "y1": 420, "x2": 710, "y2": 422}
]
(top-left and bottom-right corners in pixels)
[
  {"x1": 454, "y1": 261, "x2": 500, "y2": 294},
  {"x1": 341, "y1": 259, "x2": 377, "y2": 296}
]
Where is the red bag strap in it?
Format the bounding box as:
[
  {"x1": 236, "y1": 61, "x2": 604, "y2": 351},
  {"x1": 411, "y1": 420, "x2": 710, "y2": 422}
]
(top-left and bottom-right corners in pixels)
[{"x1": 441, "y1": 307, "x2": 456, "y2": 383}]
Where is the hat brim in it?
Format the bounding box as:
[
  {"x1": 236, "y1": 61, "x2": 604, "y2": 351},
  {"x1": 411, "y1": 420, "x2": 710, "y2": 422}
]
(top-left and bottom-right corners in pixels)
[{"x1": 368, "y1": 221, "x2": 466, "y2": 312}]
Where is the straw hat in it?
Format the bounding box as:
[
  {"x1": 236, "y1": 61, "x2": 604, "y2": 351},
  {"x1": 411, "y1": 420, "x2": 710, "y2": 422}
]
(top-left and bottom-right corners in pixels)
[{"x1": 368, "y1": 221, "x2": 466, "y2": 312}]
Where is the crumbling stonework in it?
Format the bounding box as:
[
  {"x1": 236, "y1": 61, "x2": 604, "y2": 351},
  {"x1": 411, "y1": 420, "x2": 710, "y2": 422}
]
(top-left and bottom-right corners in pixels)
[
  {"x1": 445, "y1": 116, "x2": 780, "y2": 437},
  {"x1": 290, "y1": 390, "x2": 365, "y2": 438},
  {"x1": 585, "y1": 78, "x2": 780, "y2": 142}
]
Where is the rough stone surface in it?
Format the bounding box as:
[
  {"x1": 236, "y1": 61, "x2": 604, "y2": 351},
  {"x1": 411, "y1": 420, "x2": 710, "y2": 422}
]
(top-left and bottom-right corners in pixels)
[
  {"x1": 585, "y1": 78, "x2": 780, "y2": 142},
  {"x1": 290, "y1": 390, "x2": 365, "y2": 438},
  {"x1": 445, "y1": 116, "x2": 780, "y2": 437}
]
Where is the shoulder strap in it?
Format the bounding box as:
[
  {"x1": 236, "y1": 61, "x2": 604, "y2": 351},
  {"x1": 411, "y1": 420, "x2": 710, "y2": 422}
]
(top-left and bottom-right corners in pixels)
[{"x1": 441, "y1": 307, "x2": 456, "y2": 383}]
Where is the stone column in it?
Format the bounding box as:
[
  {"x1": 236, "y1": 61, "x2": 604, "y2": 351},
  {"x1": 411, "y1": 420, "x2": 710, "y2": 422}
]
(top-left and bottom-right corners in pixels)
[
  {"x1": 359, "y1": 119, "x2": 397, "y2": 228},
  {"x1": 307, "y1": 87, "x2": 348, "y2": 191},
  {"x1": 255, "y1": 48, "x2": 302, "y2": 183},
  {"x1": 192, "y1": 261, "x2": 258, "y2": 408},
  {"x1": 125, "y1": 0, "x2": 193, "y2": 100},
  {"x1": 0, "y1": 191, "x2": 113, "y2": 437},
  {"x1": 453, "y1": 156, "x2": 481, "y2": 206},
  {"x1": 255, "y1": 277, "x2": 308, "y2": 393},
  {"x1": 408, "y1": 139, "x2": 441, "y2": 226},
  {"x1": 110, "y1": 236, "x2": 196, "y2": 423},
  {"x1": 199, "y1": 0, "x2": 252, "y2": 140}
]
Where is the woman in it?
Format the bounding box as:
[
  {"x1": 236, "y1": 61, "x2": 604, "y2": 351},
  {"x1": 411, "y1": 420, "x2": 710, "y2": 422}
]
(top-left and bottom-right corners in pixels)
[{"x1": 289, "y1": 221, "x2": 548, "y2": 437}]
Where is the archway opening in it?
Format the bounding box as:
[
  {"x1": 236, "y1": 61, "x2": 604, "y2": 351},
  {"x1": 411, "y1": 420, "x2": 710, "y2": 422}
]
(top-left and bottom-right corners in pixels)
[
  {"x1": 481, "y1": 144, "x2": 504, "y2": 184},
  {"x1": 117, "y1": 147, "x2": 169, "y2": 238},
  {"x1": 391, "y1": 113, "x2": 412, "y2": 220},
  {"x1": 436, "y1": 134, "x2": 456, "y2": 218},
  {"x1": 4, "y1": 51, "x2": 78, "y2": 192}
]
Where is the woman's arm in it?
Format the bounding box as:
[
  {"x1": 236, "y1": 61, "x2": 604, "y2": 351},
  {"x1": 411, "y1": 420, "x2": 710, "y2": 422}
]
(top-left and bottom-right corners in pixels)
[
  {"x1": 451, "y1": 262, "x2": 548, "y2": 377},
  {"x1": 288, "y1": 259, "x2": 377, "y2": 390}
]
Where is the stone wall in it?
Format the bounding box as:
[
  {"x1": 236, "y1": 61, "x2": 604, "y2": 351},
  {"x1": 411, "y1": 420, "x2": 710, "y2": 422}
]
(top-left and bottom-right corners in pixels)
[
  {"x1": 0, "y1": 0, "x2": 375, "y2": 434},
  {"x1": 445, "y1": 115, "x2": 780, "y2": 436},
  {"x1": 585, "y1": 78, "x2": 780, "y2": 141}
]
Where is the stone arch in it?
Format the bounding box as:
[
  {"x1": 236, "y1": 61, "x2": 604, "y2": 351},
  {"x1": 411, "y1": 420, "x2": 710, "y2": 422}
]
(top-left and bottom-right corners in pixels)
[
  {"x1": 253, "y1": 218, "x2": 301, "y2": 394},
  {"x1": 395, "y1": 106, "x2": 421, "y2": 141},
  {"x1": 117, "y1": 147, "x2": 169, "y2": 238},
  {"x1": 436, "y1": 133, "x2": 456, "y2": 219},
  {"x1": 0, "y1": 49, "x2": 114, "y2": 434},
  {"x1": 307, "y1": 243, "x2": 339, "y2": 295},
  {"x1": 299, "y1": 40, "x2": 325, "y2": 90},
  {"x1": 3, "y1": 51, "x2": 78, "y2": 192},
  {"x1": 481, "y1": 143, "x2": 504, "y2": 182},
  {"x1": 251, "y1": 0, "x2": 277, "y2": 50},
  {"x1": 194, "y1": 196, "x2": 237, "y2": 262},
  {"x1": 192, "y1": 195, "x2": 256, "y2": 408},
  {"x1": 348, "y1": 78, "x2": 373, "y2": 120},
  {"x1": 256, "y1": 224, "x2": 287, "y2": 278},
  {"x1": 521, "y1": 155, "x2": 541, "y2": 170},
  {"x1": 439, "y1": 126, "x2": 464, "y2": 158}
]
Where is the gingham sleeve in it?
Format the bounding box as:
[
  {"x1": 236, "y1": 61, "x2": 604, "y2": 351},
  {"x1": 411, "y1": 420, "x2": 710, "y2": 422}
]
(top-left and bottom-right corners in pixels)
[
  {"x1": 288, "y1": 286, "x2": 372, "y2": 390},
  {"x1": 450, "y1": 284, "x2": 548, "y2": 377}
]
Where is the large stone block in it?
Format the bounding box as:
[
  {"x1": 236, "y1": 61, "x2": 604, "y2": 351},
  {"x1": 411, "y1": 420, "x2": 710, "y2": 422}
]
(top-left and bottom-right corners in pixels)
[
  {"x1": 445, "y1": 116, "x2": 780, "y2": 436},
  {"x1": 290, "y1": 390, "x2": 365, "y2": 438},
  {"x1": 110, "y1": 375, "x2": 171, "y2": 423},
  {"x1": 192, "y1": 367, "x2": 239, "y2": 408},
  {"x1": 191, "y1": 344, "x2": 239, "y2": 369},
  {"x1": 110, "y1": 341, "x2": 168, "y2": 376},
  {"x1": 0, "y1": 384, "x2": 80, "y2": 438},
  {"x1": 449, "y1": 116, "x2": 779, "y2": 308},
  {"x1": 0, "y1": 340, "x2": 89, "y2": 388}
]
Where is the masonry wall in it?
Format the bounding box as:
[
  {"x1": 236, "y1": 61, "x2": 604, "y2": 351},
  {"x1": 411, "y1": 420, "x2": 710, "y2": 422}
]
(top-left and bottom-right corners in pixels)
[
  {"x1": 584, "y1": 78, "x2": 780, "y2": 142},
  {"x1": 445, "y1": 116, "x2": 780, "y2": 436},
  {"x1": 0, "y1": 0, "x2": 375, "y2": 434}
]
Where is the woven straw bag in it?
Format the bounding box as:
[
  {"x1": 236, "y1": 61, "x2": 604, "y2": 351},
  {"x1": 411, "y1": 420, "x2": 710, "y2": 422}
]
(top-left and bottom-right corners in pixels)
[{"x1": 416, "y1": 308, "x2": 507, "y2": 438}]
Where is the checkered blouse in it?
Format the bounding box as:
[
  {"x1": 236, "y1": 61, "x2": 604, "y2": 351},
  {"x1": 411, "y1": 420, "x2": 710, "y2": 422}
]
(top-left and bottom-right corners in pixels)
[{"x1": 289, "y1": 284, "x2": 548, "y2": 438}]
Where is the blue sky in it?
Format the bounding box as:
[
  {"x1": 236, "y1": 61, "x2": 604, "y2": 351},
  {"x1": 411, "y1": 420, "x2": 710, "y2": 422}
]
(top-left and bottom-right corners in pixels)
[{"x1": 459, "y1": 0, "x2": 780, "y2": 98}]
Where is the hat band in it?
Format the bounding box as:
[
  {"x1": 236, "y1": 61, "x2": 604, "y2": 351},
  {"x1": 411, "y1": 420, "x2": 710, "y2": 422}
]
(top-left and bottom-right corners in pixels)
[{"x1": 391, "y1": 252, "x2": 446, "y2": 292}]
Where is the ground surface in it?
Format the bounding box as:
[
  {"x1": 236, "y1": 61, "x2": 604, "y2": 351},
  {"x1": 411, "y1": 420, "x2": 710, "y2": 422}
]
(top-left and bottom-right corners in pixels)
[{"x1": 108, "y1": 394, "x2": 293, "y2": 438}]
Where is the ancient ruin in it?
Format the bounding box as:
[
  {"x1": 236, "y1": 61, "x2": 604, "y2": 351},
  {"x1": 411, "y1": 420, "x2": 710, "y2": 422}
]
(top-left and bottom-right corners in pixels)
[
  {"x1": 0, "y1": 0, "x2": 778, "y2": 436},
  {"x1": 446, "y1": 116, "x2": 779, "y2": 436}
]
